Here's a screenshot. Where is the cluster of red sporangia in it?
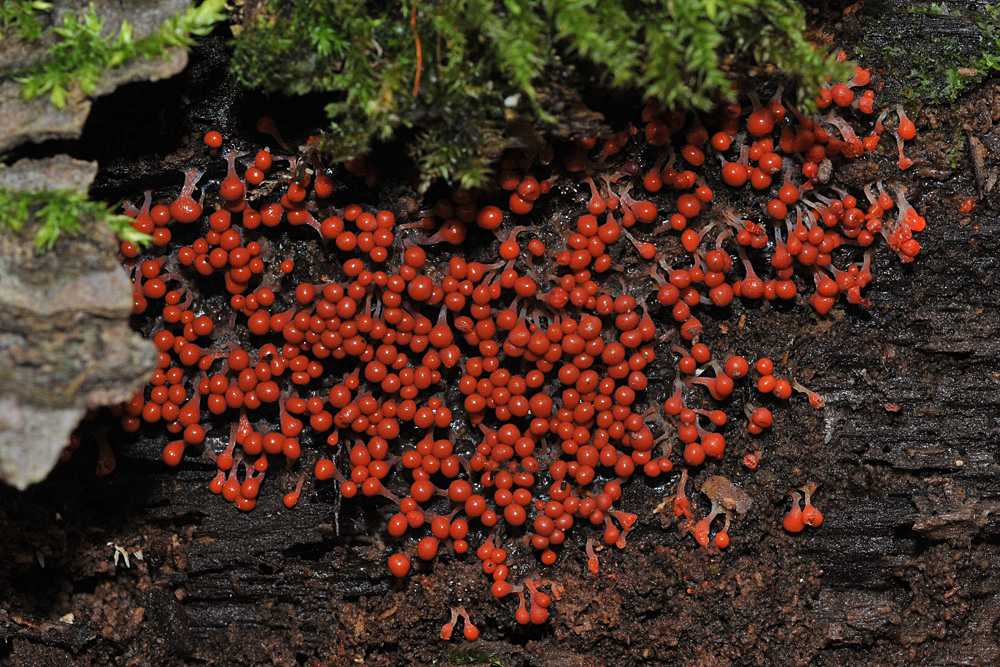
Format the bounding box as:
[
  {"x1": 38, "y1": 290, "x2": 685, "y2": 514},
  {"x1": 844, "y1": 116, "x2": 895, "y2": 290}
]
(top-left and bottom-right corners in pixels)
[{"x1": 115, "y1": 59, "x2": 920, "y2": 639}]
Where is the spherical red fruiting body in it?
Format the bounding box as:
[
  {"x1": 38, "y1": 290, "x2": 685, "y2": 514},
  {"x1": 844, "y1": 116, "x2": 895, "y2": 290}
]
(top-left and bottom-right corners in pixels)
[
  {"x1": 203, "y1": 131, "x2": 222, "y2": 148},
  {"x1": 388, "y1": 553, "x2": 411, "y2": 577}
]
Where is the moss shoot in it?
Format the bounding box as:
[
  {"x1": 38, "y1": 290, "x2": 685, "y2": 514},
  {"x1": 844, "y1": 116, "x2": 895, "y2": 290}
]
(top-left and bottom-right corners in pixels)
[{"x1": 0, "y1": 187, "x2": 151, "y2": 251}]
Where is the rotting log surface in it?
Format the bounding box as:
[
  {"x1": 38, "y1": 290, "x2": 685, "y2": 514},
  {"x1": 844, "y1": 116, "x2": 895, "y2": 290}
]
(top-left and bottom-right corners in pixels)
[{"x1": 3, "y1": 5, "x2": 1000, "y2": 667}]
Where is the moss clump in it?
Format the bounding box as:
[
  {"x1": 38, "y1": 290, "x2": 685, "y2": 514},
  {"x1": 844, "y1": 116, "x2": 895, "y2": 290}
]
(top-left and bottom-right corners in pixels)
[
  {"x1": 0, "y1": 1, "x2": 52, "y2": 41},
  {"x1": 0, "y1": 187, "x2": 150, "y2": 251},
  {"x1": 2, "y1": 0, "x2": 227, "y2": 109},
  {"x1": 232, "y1": 0, "x2": 852, "y2": 189},
  {"x1": 444, "y1": 645, "x2": 504, "y2": 666}
]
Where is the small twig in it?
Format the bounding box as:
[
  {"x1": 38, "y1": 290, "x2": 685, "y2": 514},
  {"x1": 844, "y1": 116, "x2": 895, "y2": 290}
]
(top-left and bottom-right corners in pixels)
[{"x1": 411, "y1": 0, "x2": 422, "y2": 98}]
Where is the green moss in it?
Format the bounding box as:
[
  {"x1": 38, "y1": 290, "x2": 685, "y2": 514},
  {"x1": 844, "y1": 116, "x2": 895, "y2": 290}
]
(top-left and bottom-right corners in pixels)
[
  {"x1": 899, "y1": 2, "x2": 955, "y2": 16},
  {"x1": 0, "y1": 187, "x2": 151, "y2": 251},
  {"x1": 443, "y1": 645, "x2": 504, "y2": 666},
  {"x1": 948, "y1": 123, "x2": 966, "y2": 169},
  {"x1": 3, "y1": 0, "x2": 227, "y2": 110},
  {"x1": 0, "y1": 0, "x2": 52, "y2": 41},
  {"x1": 232, "y1": 0, "x2": 852, "y2": 190}
]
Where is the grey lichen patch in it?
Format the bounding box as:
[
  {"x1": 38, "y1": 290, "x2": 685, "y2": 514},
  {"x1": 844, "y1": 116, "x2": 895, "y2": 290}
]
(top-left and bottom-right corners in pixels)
[
  {"x1": 0, "y1": 154, "x2": 97, "y2": 191},
  {"x1": 0, "y1": 0, "x2": 221, "y2": 153},
  {"x1": 0, "y1": 400, "x2": 86, "y2": 491},
  {"x1": 0, "y1": 48, "x2": 188, "y2": 153},
  {"x1": 0, "y1": 157, "x2": 156, "y2": 489}
]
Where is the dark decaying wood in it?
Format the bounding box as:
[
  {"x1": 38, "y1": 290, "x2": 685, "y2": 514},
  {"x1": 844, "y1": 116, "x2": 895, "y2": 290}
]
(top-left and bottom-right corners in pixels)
[{"x1": 3, "y1": 3, "x2": 1000, "y2": 666}]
